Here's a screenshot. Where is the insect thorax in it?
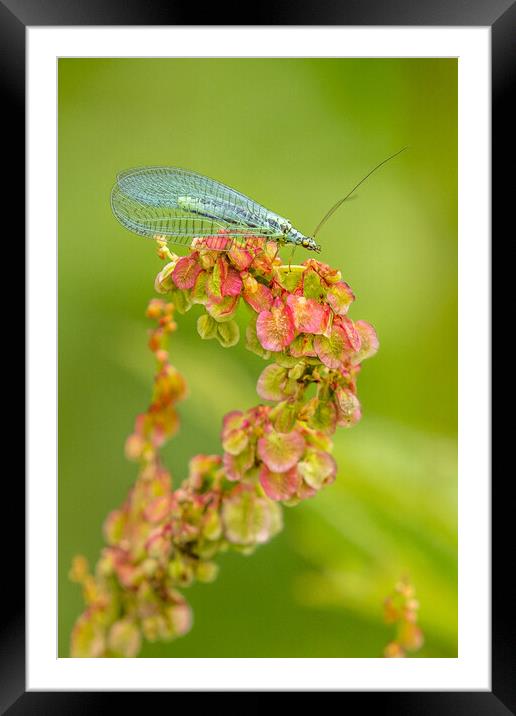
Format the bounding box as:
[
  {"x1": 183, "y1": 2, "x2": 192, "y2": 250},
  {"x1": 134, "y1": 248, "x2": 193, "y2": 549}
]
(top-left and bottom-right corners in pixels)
[{"x1": 286, "y1": 227, "x2": 307, "y2": 245}]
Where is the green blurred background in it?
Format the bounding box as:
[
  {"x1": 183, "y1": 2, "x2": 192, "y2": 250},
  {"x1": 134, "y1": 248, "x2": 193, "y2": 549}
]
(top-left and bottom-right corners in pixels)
[{"x1": 58, "y1": 58, "x2": 457, "y2": 657}]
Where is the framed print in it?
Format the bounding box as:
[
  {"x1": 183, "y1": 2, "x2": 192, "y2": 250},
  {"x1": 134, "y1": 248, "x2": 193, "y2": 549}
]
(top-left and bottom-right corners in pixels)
[{"x1": 4, "y1": 0, "x2": 508, "y2": 709}]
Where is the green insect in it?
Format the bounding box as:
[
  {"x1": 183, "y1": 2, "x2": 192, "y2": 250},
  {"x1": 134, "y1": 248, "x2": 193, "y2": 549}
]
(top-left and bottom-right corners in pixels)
[{"x1": 111, "y1": 148, "x2": 406, "y2": 255}]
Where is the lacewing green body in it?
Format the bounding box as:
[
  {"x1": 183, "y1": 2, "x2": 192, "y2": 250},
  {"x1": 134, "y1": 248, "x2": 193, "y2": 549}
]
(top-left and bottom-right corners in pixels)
[{"x1": 111, "y1": 166, "x2": 321, "y2": 253}]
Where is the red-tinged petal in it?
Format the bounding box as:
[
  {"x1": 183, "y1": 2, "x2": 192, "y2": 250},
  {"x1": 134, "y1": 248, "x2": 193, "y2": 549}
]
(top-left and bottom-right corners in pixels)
[
  {"x1": 70, "y1": 614, "x2": 106, "y2": 658},
  {"x1": 222, "y1": 265, "x2": 243, "y2": 297},
  {"x1": 108, "y1": 619, "x2": 141, "y2": 658},
  {"x1": 286, "y1": 295, "x2": 328, "y2": 334},
  {"x1": 335, "y1": 386, "x2": 362, "y2": 426},
  {"x1": 256, "y1": 364, "x2": 289, "y2": 401},
  {"x1": 242, "y1": 272, "x2": 258, "y2": 292},
  {"x1": 289, "y1": 333, "x2": 317, "y2": 357},
  {"x1": 167, "y1": 602, "x2": 193, "y2": 637},
  {"x1": 326, "y1": 281, "x2": 355, "y2": 315},
  {"x1": 190, "y1": 270, "x2": 209, "y2": 305},
  {"x1": 265, "y1": 241, "x2": 280, "y2": 260},
  {"x1": 243, "y1": 280, "x2": 273, "y2": 313},
  {"x1": 115, "y1": 562, "x2": 141, "y2": 589},
  {"x1": 187, "y1": 454, "x2": 222, "y2": 489},
  {"x1": 145, "y1": 525, "x2": 172, "y2": 561},
  {"x1": 256, "y1": 300, "x2": 296, "y2": 352},
  {"x1": 352, "y1": 320, "x2": 380, "y2": 362},
  {"x1": 384, "y1": 642, "x2": 406, "y2": 658},
  {"x1": 210, "y1": 257, "x2": 242, "y2": 300},
  {"x1": 194, "y1": 234, "x2": 232, "y2": 251},
  {"x1": 125, "y1": 433, "x2": 145, "y2": 460},
  {"x1": 257, "y1": 427, "x2": 305, "y2": 472},
  {"x1": 144, "y1": 495, "x2": 172, "y2": 523},
  {"x1": 207, "y1": 259, "x2": 224, "y2": 301},
  {"x1": 103, "y1": 509, "x2": 127, "y2": 546},
  {"x1": 206, "y1": 294, "x2": 239, "y2": 321},
  {"x1": 154, "y1": 259, "x2": 179, "y2": 294},
  {"x1": 245, "y1": 318, "x2": 272, "y2": 358},
  {"x1": 305, "y1": 258, "x2": 341, "y2": 284},
  {"x1": 259, "y1": 464, "x2": 300, "y2": 501},
  {"x1": 228, "y1": 245, "x2": 253, "y2": 271},
  {"x1": 202, "y1": 509, "x2": 223, "y2": 540},
  {"x1": 336, "y1": 315, "x2": 362, "y2": 352},
  {"x1": 302, "y1": 426, "x2": 334, "y2": 452},
  {"x1": 172, "y1": 254, "x2": 201, "y2": 290},
  {"x1": 223, "y1": 427, "x2": 248, "y2": 456},
  {"x1": 297, "y1": 449, "x2": 337, "y2": 490},
  {"x1": 314, "y1": 325, "x2": 347, "y2": 369},
  {"x1": 69, "y1": 555, "x2": 89, "y2": 583},
  {"x1": 251, "y1": 247, "x2": 276, "y2": 274},
  {"x1": 302, "y1": 396, "x2": 338, "y2": 434},
  {"x1": 398, "y1": 622, "x2": 425, "y2": 652},
  {"x1": 296, "y1": 480, "x2": 318, "y2": 500},
  {"x1": 223, "y1": 446, "x2": 255, "y2": 481},
  {"x1": 222, "y1": 489, "x2": 282, "y2": 545},
  {"x1": 320, "y1": 304, "x2": 333, "y2": 337},
  {"x1": 221, "y1": 411, "x2": 247, "y2": 454},
  {"x1": 222, "y1": 411, "x2": 245, "y2": 436},
  {"x1": 272, "y1": 400, "x2": 299, "y2": 433}
]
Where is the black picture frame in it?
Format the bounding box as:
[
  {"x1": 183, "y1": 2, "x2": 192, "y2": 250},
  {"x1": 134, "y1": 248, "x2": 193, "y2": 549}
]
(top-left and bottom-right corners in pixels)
[{"x1": 5, "y1": 0, "x2": 506, "y2": 710}]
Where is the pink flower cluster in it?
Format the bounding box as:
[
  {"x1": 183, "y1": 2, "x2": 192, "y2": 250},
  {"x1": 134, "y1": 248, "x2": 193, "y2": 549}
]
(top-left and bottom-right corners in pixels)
[
  {"x1": 155, "y1": 235, "x2": 378, "y2": 373},
  {"x1": 70, "y1": 236, "x2": 378, "y2": 657},
  {"x1": 155, "y1": 234, "x2": 378, "y2": 501},
  {"x1": 222, "y1": 407, "x2": 336, "y2": 503}
]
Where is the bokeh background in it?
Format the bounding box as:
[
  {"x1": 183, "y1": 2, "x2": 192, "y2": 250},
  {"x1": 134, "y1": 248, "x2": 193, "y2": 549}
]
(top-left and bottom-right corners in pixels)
[{"x1": 58, "y1": 58, "x2": 457, "y2": 657}]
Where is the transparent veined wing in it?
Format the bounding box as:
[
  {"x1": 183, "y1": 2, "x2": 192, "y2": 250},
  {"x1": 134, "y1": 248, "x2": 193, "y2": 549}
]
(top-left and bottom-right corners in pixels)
[{"x1": 111, "y1": 167, "x2": 284, "y2": 246}]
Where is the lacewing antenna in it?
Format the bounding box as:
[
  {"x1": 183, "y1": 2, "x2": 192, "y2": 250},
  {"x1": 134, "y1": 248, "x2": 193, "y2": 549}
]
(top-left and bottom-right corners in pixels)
[{"x1": 312, "y1": 147, "x2": 408, "y2": 238}]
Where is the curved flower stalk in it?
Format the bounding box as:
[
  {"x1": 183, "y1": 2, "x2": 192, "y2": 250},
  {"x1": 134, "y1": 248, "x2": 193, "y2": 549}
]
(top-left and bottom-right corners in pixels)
[{"x1": 70, "y1": 233, "x2": 378, "y2": 657}]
